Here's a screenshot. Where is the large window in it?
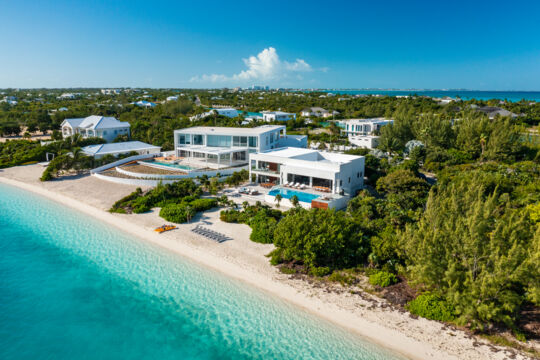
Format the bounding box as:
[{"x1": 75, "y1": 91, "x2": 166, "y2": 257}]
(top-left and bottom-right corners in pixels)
[
  {"x1": 193, "y1": 134, "x2": 204, "y2": 145},
  {"x1": 249, "y1": 136, "x2": 258, "y2": 148},
  {"x1": 207, "y1": 135, "x2": 231, "y2": 147},
  {"x1": 233, "y1": 151, "x2": 246, "y2": 161},
  {"x1": 233, "y1": 136, "x2": 248, "y2": 147},
  {"x1": 178, "y1": 134, "x2": 191, "y2": 145}
]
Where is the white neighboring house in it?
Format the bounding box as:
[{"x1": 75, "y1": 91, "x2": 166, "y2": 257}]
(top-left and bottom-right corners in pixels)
[
  {"x1": 61, "y1": 115, "x2": 131, "y2": 142},
  {"x1": 166, "y1": 96, "x2": 179, "y2": 101},
  {"x1": 81, "y1": 141, "x2": 161, "y2": 159},
  {"x1": 59, "y1": 93, "x2": 76, "y2": 99},
  {"x1": 300, "y1": 107, "x2": 339, "y2": 118},
  {"x1": 301, "y1": 107, "x2": 329, "y2": 117},
  {"x1": 262, "y1": 111, "x2": 296, "y2": 122},
  {"x1": 1, "y1": 96, "x2": 18, "y2": 105},
  {"x1": 338, "y1": 118, "x2": 394, "y2": 149},
  {"x1": 173, "y1": 125, "x2": 307, "y2": 168},
  {"x1": 250, "y1": 147, "x2": 365, "y2": 209},
  {"x1": 101, "y1": 89, "x2": 121, "y2": 95},
  {"x1": 132, "y1": 100, "x2": 157, "y2": 108}
]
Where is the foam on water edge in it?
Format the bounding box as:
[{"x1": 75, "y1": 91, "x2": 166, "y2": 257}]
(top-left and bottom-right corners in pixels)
[{"x1": 0, "y1": 182, "x2": 406, "y2": 360}]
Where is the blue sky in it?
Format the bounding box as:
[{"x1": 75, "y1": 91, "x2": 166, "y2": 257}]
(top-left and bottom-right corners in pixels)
[{"x1": 1, "y1": 0, "x2": 539, "y2": 89}]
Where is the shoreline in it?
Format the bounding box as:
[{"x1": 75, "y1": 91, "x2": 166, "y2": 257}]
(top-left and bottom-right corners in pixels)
[{"x1": 0, "y1": 167, "x2": 531, "y2": 360}]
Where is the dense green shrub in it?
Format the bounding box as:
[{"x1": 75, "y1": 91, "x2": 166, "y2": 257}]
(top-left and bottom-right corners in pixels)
[
  {"x1": 309, "y1": 266, "x2": 331, "y2": 277},
  {"x1": 220, "y1": 209, "x2": 241, "y2": 223},
  {"x1": 407, "y1": 293, "x2": 456, "y2": 322},
  {"x1": 189, "y1": 198, "x2": 217, "y2": 211},
  {"x1": 368, "y1": 271, "x2": 398, "y2": 287},
  {"x1": 159, "y1": 204, "x2": 194, "y2": 223},
  {"x1": 132, "y1": 196, "x2": 152, "y2": 213},
  {"x1": 249, "y1": 212, "x2": 277, "y2": 244},
  {"x1": 271, "y1": 208, "x2": 367, "y2": 271}
]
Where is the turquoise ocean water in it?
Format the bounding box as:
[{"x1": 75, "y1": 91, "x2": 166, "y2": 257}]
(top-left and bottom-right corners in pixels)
[
  {"x1": 0, "y1": 183, "x2": 406, "y2": 360},
  {"x1": 309, "y1": 90, "x2": 540, "y2": 102}
]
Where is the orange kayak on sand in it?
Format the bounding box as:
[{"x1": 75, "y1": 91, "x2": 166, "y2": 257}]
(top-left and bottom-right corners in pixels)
[{"x1": 154, "y1": 225, "x2": 177, "y2": 233}]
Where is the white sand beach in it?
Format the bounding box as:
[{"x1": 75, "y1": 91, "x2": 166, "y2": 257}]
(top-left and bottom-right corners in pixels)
[{"x1": 0, "y1": 164, "x2": 534, "y2": 360}]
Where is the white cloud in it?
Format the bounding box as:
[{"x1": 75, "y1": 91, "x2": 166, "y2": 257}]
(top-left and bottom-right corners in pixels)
[{"x1": 190, "y1": 47, "x2": 313, "y2": 84}]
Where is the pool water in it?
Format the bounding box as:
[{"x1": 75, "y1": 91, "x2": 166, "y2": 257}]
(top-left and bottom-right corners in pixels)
[
  {"x1": 268, "y1": 187, "x2": 320, "y2": 203},
  {"x1": 144, "y1": 160, "x2": 195, "y2": 171}
]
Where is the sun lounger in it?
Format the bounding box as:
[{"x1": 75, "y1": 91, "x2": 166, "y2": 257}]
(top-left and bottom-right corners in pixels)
[
  {"x1": 293, "y1": 183, "x2": 300, "y2": 188},
  {"x1": 300, "y1": 184, "x2": 306, "y2": 189}
]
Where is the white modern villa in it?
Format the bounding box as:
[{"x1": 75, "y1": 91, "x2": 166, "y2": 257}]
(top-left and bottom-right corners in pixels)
[
  {"x1": 300, "y1": 107, "x2": 339, "y2": 118},
  {"x1": 213, "y1": 108, "x2": 239, "y2": 118},
  {"x1": 338, "y1": 118, "x2": 394, "y2": 149},
  {"x1": 250, "y1": 147, "x2": 365, "y2": 209},
  {"x1": 61, "y1": 115, "x2": 131, "y2": 142},
  {"x1": 262, "y1": 111, "x2": 296, "y2": 122},
  {"x1": 173, "y1": 125, "x2": 307, "y2": 169}
]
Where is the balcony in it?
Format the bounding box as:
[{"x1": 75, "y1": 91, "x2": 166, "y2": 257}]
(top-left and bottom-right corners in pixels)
[{"x1": 251, "y1": 166, "x2": 279, "y2": 175}]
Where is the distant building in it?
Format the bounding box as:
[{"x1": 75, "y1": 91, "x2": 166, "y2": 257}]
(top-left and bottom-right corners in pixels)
[
  {"x1": 58, "y1": 107, "x2": 68, "y2": 112},
  {"x1": 81, "y1": 141, "x2": 161, "y2": 159},
  {"x1": 475, "y1": 106, "x2": 518, "y2": 119},
  {"x1": 301, "y1": 107, "x2": 339, "y2": 118},
  {"x1": 101, "y1": 89, "x2": 121, "y2": 95},
  {"x1": 61, "y1": 115, "x2": 130, "y2": 142},
  {"x1": 132, "y1": 100, "x2": 157, "y2": 108},
  {"x1": 166, "y1": 96, "x2": 179, "y2": 101},
  {"x1": 338, "y1": 118, "x2": 394, "y2": 136},
  {"x1": 212, "y1": 108, "x2": 239, "y2": 118},
  {"x1": 262, "y1": 111, "x2": 296, "y2": 122},
  {"x1": 59, "y1": 93, "x2": 76, "y2": 99},
  {"x1": 301, "y1": 107, "x2": 329, "y2": 117},
  {"x1": 338, "y1": 118, "x2": 394, "y2": 149},
  {"x1": 433, "y1": 96, "x2": 458, "y2": 105},
  {"x1": 1, "y1": 96, "x2": 18, "y2": 105}
]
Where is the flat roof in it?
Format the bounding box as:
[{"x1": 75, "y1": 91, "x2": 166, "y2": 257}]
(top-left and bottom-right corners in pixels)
[
  {"x1": 338, "y1": 118, "x2": 393, "y2": 124},
  {"x1": 176, "y1": 145, "x2": 248, "y2": 155},
  {"x1": 174, "y1": 125, "x2": 284, "y2": 136},
  {"x1": 252, "y1": 147, "x2": 363, "y2": 166}
]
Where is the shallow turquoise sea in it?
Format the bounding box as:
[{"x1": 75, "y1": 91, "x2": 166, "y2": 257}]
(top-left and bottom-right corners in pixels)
[
  {"x1": 309, "y1": 90, "x2": 540, "y2": 102},
  {"x1": 0, "y1": 183, "x2": 406, "y2": 360}
]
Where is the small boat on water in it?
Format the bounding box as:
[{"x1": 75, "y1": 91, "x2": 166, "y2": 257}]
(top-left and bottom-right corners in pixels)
[{"x1": 154, "y1": 224, "x2": 177, "y2": 233}]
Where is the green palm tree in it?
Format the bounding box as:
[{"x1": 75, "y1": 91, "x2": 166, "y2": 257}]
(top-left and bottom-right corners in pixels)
[
  {"x1": 290, "y1": 195, "x2": 299, "y2": 208},
  {"x1": 274, "y1": 194, "x2": 282, "y2": 208}
]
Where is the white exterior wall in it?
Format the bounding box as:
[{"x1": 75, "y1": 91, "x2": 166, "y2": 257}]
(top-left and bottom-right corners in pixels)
[
  {"x1": 173, "y1": 127, "x2": 288, "y2": 157},
  {"x1": 262, "y1": 112, "x2": 296, "y2": 122},
  {"x1": 348, "y1": 135, "x2": 379, "y2": 149},
  {"x1": 62, "y1": 124, "x2": 130, "y2": 142}
]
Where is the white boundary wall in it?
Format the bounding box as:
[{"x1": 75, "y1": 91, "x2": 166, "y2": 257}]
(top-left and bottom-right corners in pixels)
[
  {"x1": 90, "y1": 154, "x2": 157, "y2": 174},
  {"x1": 116, "y1": 165, "x2": 248, "y2": 179},
  {"x1": 92, "y1": 173, "x2": 180, "y2": 186}
]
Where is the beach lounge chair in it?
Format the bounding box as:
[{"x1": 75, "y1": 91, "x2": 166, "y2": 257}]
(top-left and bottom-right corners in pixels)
[
  {"x1": 300, "y1": 184, "x2": 306, "y2": 189},
  {"x1": 294, "y1": 183, "x2": 300, "y2": 188}
]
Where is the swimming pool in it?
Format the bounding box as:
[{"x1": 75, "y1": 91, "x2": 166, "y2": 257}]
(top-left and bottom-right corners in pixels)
[
  {"x1": 268, "y1": 187, "x2": 320, "y2": 203},
  {"x1": 144, "y1": 160, "x2": 195, "y2": 171}
]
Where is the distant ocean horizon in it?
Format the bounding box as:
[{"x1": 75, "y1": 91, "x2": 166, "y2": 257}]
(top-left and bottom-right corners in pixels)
[{"x1": 303, "y1": 90, "x2": 540, "y2": 102}]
